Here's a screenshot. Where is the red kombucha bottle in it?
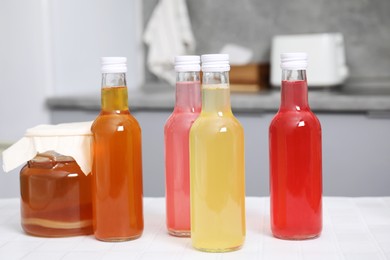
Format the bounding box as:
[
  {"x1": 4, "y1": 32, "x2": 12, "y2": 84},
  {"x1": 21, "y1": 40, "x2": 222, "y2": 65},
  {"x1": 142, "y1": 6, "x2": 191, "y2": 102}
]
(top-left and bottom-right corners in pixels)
[
  {"x1": 164, "y1": 56, "x2": 201, "y2": 237},
  {"x1": 269, "y1": 53, "x2": 322, "y2": 239}
]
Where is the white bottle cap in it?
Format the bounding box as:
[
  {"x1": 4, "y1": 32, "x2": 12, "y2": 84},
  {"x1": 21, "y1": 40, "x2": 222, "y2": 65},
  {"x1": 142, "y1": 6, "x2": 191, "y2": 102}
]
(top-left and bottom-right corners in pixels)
[
  {"x1": 101, "y1": 57, "x2": 127, "y2": 73},
  {"x1": 280, "y1": 52, "x2": 308, "y2": 70},
  {"x1": 201, "y1": 54, "x2": 230, "y2": 72},
  {"x1": 174, "y1": 55, "x2": 200, "y2": 72}
]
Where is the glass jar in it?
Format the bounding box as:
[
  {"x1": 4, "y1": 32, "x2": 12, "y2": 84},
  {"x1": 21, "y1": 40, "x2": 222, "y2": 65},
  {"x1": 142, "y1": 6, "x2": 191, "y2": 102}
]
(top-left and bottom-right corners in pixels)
[{"x1": 20, "y1": 151, "x2": 93, "y2": 237}]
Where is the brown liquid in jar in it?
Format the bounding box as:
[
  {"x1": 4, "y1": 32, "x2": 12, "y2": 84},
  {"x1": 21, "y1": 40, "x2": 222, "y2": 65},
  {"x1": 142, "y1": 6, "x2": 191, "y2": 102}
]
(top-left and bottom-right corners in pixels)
[{"x1": 20, "y1": 151, "x2": 93, "y2": 237}]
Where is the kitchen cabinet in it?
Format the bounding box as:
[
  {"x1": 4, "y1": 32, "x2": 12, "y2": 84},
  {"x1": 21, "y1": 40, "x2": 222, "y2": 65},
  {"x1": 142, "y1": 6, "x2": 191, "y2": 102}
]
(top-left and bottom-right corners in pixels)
[{"x1": 49, "y1": 109, "x2": 390, "y2": 197}]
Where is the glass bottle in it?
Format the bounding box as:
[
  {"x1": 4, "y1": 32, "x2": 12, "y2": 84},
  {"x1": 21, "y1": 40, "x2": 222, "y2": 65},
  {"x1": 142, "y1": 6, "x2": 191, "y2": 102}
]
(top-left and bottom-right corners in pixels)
[
  {"x1": 164, "y1": 56, "x2": 201, "y2": 237},
  {"x1": 20, "y1": 151, "x2": 93, "y2": 237},
  {"x1": 269, "y1": 52, "x2": 322, "y2": 240},
  {"x1": 91, "y1": 57, "x2": 143, "y2": 241},
  {"x1": 189, "y1": 54, "x2": 246, "y2": 252}
]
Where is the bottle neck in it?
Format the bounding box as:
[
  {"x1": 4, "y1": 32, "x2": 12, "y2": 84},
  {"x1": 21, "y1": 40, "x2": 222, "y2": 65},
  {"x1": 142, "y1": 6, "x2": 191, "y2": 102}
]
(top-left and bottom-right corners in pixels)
[
  {"x1": 101, "y1": 73, "x2": 129, "y2": 112},
  {"x1": 202, "y1": 71, "x2": 231, "y2": 113},
  {"x1": 174, "y1": 71, "x2": 201, "y2": 113},
  {"x1": 280, "y1": 69, "x2": 309, "y2": 110}
]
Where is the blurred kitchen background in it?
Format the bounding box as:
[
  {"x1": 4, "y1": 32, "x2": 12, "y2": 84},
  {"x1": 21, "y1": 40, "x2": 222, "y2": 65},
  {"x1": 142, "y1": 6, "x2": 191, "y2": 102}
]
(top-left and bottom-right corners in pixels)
[{"x1": 1, "y1": 0, "x2": 389, "y2": 198}]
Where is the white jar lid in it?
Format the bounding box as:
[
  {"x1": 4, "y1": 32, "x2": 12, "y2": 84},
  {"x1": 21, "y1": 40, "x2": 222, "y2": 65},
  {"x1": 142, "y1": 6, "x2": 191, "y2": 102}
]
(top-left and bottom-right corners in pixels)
[
  {"x1": 201, "y1": 54, "x2": 230, "y2": 72},
  {"x1": 101, "y1": 57, "x2": 127, "y2": 73},
  {"x1": 2, "y1": 121, "x2": 93, "y2": 175},
  {"x1": 174, "y1": 55, "x2": 200, "y2": 72},
  {"x1": 280, "y1": 52, "x2": 308, "y2": 70}
]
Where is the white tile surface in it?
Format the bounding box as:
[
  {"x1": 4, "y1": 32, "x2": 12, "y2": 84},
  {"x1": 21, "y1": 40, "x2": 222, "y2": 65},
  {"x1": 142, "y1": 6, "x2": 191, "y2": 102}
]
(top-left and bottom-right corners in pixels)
[{"x1": 0, "y1": 197, "x2": 389, "y2": 259}]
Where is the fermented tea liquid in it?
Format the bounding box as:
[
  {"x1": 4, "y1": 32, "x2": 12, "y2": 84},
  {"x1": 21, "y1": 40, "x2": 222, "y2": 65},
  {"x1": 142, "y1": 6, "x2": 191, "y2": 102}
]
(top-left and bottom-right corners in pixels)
[
  {"x1": 269, "y1": 53, "x2": 322, "y2": 239},
  {"x1": 190, "y1": 54, "x2": 246, "y2": 252},
  {"x1": 91, "y1": 57, "x2": 143, "y2": 241},
  {"x1": 20, "y1": 151, "x2": 93, "y2": 237},
  {"x1": 165, "y1": 56, "x2": 201, "y2": 237}
]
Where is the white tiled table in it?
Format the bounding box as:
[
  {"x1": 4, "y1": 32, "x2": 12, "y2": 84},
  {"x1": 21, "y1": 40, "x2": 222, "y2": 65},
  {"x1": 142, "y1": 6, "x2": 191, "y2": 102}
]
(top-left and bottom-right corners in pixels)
[{"x1": 1, "y1": 197, "x2": 390, "y2": 260}]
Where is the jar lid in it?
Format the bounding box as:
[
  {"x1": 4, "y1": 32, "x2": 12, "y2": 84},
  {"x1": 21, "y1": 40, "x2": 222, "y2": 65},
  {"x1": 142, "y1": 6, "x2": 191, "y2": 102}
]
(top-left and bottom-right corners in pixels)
[
  {"x1": 280, "y1": 52, "x2": 308, "y2": 70},
  {"x1": 201, "y1": 54, "x2": 230, "y2": 72},
  {"x1": 2, "y1": 121, "x2": 92, "y2": 175},
  {"x1": 174, "y1": 55, "x2": 200, "y2": 72}
]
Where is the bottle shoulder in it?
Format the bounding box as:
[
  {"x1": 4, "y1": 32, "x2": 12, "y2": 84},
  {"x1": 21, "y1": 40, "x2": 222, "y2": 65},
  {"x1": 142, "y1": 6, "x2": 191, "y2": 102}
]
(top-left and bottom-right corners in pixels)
[
  {"x1": 166, "y1": 110, "x2": 200, "y2": 122},
  {"x1": 91, "y1": 112, "x2": 141, "y2": 133},
  {"x1": 194, "y1": 112, "x2": 239, "y2": 122},
  {"x1": 165, "y1": 112, "x2": 199, "y2": 131},
  {"x1": 271, "y1": 109, "x2": 319, "y2": 121},
  {"x1": 270, "y1": 110, "x2": 321, "y2": 130},
  {"x1": 191, "y1": 114, "x2": 244, "y2": 134}
]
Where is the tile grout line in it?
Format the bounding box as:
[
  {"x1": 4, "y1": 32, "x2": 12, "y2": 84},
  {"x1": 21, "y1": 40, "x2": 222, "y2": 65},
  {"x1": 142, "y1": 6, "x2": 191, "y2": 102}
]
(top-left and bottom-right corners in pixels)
[
  {"x1": 353, "y1": 197, "x2": 388, "y2": 260},
  {"x1": 326, "y1": 198, "x2": 347, "y2": 260}
]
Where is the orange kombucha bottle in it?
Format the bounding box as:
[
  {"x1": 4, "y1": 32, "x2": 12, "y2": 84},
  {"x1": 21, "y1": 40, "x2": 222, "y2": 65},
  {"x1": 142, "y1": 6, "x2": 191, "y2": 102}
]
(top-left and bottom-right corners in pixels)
[{"x1": 91, "y1": 57, "x2": 143, "y2": 241}]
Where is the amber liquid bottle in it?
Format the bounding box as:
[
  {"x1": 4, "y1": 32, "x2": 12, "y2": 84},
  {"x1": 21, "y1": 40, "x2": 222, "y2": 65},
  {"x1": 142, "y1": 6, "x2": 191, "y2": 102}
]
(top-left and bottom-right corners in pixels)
[{"x1": 91, "y1": 57, "x2": 143, "y2": 241}]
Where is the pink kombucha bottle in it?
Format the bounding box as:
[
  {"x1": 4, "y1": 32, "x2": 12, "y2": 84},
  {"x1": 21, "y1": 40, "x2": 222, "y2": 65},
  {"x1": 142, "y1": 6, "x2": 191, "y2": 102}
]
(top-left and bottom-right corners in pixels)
[
  {"x1": 164, "y1": 56, "x2": 201, "y2": 237},
  {"x1": 269, "y1": 53, "x2": 322, "y2": 240}
]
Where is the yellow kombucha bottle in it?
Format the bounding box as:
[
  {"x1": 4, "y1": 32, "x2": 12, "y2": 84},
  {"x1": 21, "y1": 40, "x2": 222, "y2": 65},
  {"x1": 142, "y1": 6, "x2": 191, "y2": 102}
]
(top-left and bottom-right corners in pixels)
[{"x1": 189, "y1": 54, "x2": 246, "y2": 252}]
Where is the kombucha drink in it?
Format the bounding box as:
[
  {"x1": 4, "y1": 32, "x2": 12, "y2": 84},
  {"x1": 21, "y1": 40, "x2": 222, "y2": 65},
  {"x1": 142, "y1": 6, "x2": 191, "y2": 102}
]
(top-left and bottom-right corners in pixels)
[
  {"x1": 20, "y1": 152, "x2": 92, "y2": 237},
  {"x1": 165, "y1": 56, "x2": 201, "y2": 237},
  {"x1": 190, "y1": 54, "x2": 245, "y2": 252},
  {"x1": 91, "y1": 57, "x2": 143, "y2": 241},
  {"x1": 269, "y1": 53, "x2": 322, "y2": 239}
]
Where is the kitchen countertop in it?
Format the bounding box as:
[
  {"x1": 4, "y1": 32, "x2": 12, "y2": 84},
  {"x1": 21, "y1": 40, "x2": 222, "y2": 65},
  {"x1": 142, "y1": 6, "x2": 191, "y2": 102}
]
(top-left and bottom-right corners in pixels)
[
  {"x1": 47, "y1": 85, "x2": 390, "y2": 114},
  {"x1": 1, "y1": 197, "x2": 390, "y2": 259}
]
